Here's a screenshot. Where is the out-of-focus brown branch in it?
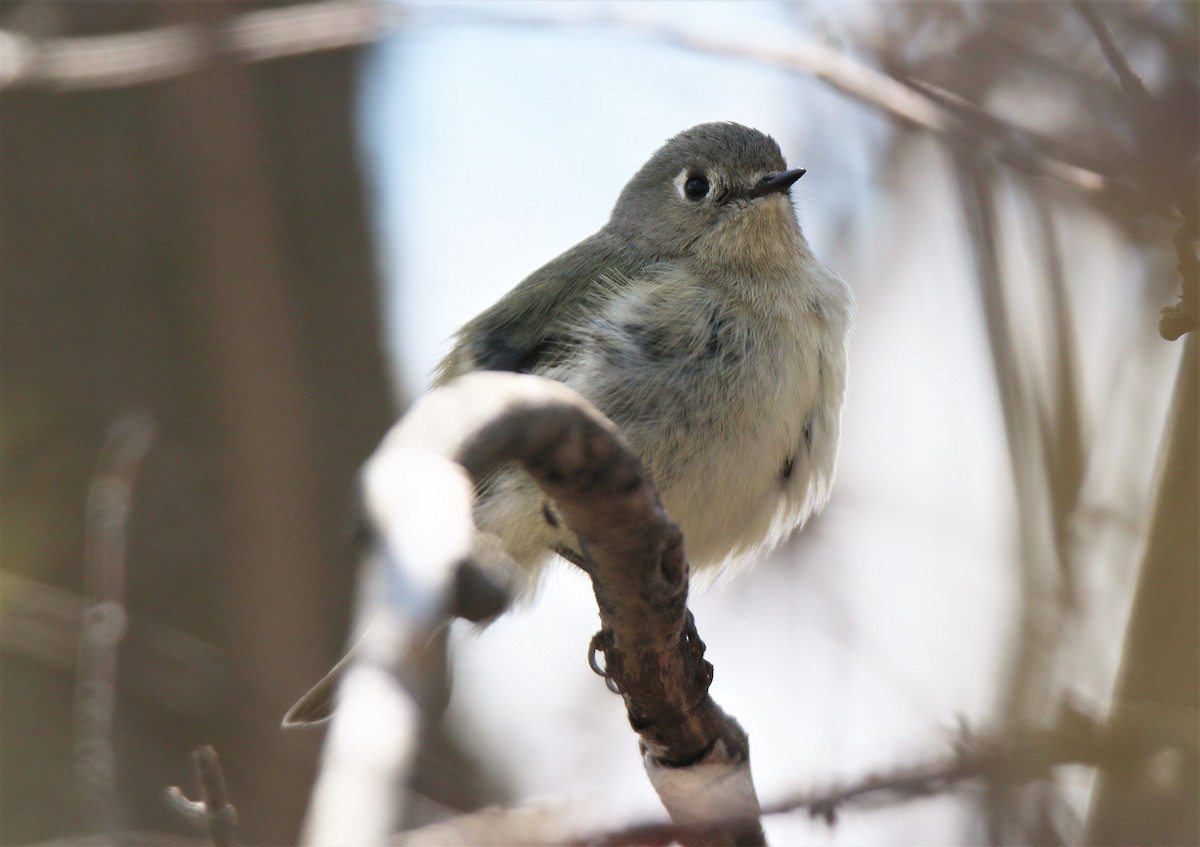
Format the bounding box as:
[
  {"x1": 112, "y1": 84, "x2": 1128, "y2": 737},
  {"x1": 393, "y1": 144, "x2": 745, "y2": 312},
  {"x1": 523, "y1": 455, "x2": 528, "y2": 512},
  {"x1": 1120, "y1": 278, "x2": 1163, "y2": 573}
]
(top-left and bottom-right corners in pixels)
[
  {"x1": 1071, "y1": 1, "x2": 1155, "y2": 108},
  {"x1": 392, "y1": 702, "x2": 1196, "y2": 846},
  {"x1": 15, "y1": 1, "x2": 1119, "y2": 206},
  {"x1": 1084, "y1": 334, "x2": 1200, "y2": 845},
  {"x1": 952, "y1": 151, "x2": 1083, "y2": 843},
  {"x1": 0, "y1": 0, "x2": 397, "y2": 90},
  {"x1": 1070, "y1": 2, "x2": 1198, "y2": 339},
  {"x1": 501, "y1": 10, "x2": 1114, "y2": 200},
  {"x1": 1070, "y1": 3, "x2": 1200, "y2": 340},
  {"x1": 894, "y1": 72, "x2": 1148, "y2": 208},
  {"x1": 166, "y1": 746, "x2": 240, "y2": 847},
  {"x1": 2, "y1": 3, "x2": 1135, "y2": 213},
  {"x1": 876, "y1": 4, "x2": 1197, "y2": 341},
  {"x1": 74, "y1": 411, "x2": 156, "y2": 836}
]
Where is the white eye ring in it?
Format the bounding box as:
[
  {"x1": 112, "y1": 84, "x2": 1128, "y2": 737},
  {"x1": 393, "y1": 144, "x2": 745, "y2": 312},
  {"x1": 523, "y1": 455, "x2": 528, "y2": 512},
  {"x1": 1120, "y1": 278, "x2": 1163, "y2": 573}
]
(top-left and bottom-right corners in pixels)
[
  {"x1": 673, "y1": 169, "x2": 690, "y2": 200},
  {"x1": 673, "y1": 168, "x2": 711, "y2": 201}
]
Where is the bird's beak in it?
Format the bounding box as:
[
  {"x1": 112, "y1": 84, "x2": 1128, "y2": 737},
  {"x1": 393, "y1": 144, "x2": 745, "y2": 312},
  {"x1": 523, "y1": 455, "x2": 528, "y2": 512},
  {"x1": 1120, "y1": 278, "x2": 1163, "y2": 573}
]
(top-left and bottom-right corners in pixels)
[{"x1": 747, "y1": 168, "x2": 806, "y2": 198}]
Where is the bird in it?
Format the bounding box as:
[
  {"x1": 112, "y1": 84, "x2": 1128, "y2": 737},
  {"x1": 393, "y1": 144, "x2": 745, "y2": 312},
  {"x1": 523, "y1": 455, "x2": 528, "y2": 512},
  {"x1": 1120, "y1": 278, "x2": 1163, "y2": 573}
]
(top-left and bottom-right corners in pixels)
[
  {"x1": 283, "y1": 122, "x2": 852, "y2": 726},
  {"x1": 437, "y1": 121, "x2": 852, "y2": 585}
]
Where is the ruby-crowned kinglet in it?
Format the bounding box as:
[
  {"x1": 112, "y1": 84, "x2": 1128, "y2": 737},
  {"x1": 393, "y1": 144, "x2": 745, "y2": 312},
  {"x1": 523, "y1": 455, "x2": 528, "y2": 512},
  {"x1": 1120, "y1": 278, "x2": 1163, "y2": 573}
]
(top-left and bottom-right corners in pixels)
[
  {"x1": 440, "y1": 121, "x2": 852, "y2": 582},
  {"x1": 284, "y1": 123, "x2": 852, "y2": 726}
]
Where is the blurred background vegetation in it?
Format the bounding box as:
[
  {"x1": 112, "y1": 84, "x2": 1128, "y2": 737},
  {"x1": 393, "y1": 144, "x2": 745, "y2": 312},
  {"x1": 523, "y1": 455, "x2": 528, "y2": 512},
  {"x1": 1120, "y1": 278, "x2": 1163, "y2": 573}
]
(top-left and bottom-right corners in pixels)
[{"x1": 0, "y1": 2, "x2": 1195, "y2": 845}]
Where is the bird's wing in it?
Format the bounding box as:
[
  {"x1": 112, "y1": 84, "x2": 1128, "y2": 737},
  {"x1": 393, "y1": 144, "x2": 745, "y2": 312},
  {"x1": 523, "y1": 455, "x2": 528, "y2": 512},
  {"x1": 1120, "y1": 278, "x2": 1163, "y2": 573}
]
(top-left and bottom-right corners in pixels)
[{"x1": 435, "y1": 232, "x2": 648, "y2": 383}]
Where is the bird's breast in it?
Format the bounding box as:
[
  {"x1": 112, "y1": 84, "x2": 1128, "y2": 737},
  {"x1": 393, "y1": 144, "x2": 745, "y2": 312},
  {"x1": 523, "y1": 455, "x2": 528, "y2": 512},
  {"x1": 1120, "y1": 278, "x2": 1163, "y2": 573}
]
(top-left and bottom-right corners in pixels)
[{"x1": 540, "y1": 260, "x2": 848, "y2": 570}]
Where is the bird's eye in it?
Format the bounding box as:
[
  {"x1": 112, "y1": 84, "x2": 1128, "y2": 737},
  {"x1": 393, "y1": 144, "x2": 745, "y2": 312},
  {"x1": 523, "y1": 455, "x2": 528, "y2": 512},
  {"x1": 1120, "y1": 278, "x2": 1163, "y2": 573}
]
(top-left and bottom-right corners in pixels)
[{"x1": 683, "y1": 173, "x2": 710, "y2": 201}]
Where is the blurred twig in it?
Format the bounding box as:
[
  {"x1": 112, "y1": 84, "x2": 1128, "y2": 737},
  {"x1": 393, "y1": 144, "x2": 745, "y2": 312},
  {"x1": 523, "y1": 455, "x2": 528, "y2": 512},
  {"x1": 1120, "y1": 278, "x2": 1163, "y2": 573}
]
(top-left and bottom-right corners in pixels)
[
  {"x1": 584, "y1": 703, "x2": 1191, "y2": 846},
  {"x1": 1071, "y1": 1, "x2": 1198, "y2": 338},
  {"x1": 951, "y1": 143, "x2": 1123, "y2": 839},
  {"x1": 482, "y1": 8, "x2": 1116, "y2": 200},
  {"x1": 14, "y1": 0, "x2": 1187, "y2": 341},
  {"x1": 166, "y1": 746, "x2": 240, "y2": 847},
  {"x1": 74, "y1": 411, "x2": 156, "y2": 836},
  {"x1": 1032, "y1": 197, "x2": 1087, "y2": 613},
  {"x1": 2, "y1": 3, "x2": 1116, "y2": 205},
  {"x1": 0, "y1": 0, "x2": 397, "y2": 89},
  {"x1": 875, "y1": 7, "x2": 1194, "y2": 837},
  {"x1": 391, "y1": 703, "x2": 1195, "y2": 846},
  {"x1": 1071, "y1": 1, "x2": 1155, "y2": 108}
]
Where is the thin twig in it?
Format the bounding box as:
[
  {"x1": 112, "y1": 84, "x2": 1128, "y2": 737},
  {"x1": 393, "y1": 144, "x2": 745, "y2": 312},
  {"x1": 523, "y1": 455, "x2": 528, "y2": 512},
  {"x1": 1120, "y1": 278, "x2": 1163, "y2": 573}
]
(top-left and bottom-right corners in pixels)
[
  {"x1": 896, "y1": 72, "x2": 1137, "y2": 203},
  {"x1": 166, "y1": 745, "x2": 240, "y2": 847},
  {"x1": 1031, "y1": 196, "x2": 1085, "y2": 614},
  {"x1": 1071, "y1": 1, "x2": 1199, "y2": 339},
  {"x1": 591, "y1": 703, "x2": 1193, "y2": 847},
  {"x1": 455, "y1": 7, "x2": 1113, "y2": 200},
  {"x1": 1071, "y1": 1, "x2": 1155, "y2": 108},
  {"x1": 0, "y1": 0, "x2": 398, "y2": 89},
  {"x1": 390, "y1": 703, "x2": 1195, "y2": 846},
  {"x1": 1, "y1": 3, "x2": 1112, "y2": 206}
]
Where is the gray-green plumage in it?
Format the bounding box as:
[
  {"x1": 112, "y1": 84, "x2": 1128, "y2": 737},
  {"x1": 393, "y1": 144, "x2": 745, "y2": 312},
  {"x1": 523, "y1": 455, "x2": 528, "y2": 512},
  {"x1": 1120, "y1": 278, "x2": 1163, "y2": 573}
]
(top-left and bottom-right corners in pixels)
[{"x1": 438, "y1": 122, "x2": 853, "y2": 583}]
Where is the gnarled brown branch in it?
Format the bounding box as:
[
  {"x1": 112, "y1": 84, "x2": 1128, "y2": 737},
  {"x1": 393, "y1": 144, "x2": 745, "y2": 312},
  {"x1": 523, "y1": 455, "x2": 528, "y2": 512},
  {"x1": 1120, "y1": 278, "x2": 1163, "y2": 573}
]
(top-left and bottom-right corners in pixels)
[
  {"x1": 401, "y1": 372, "x2": 765, "y2": 845},
  {"x1": 301, "y1": 373, "x2": 762, "y2": 845}
]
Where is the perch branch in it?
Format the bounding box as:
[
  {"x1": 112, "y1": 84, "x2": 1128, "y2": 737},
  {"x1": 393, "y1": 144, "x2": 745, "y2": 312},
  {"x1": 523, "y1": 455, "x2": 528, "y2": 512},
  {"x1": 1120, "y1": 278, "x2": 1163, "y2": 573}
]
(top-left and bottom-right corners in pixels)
[
  {"x1": 399, "y1": 372, "x2": 764, "y2": 845},
  {"x1": 304, "y1": 373, "x2": 762, "y2": 845}
]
